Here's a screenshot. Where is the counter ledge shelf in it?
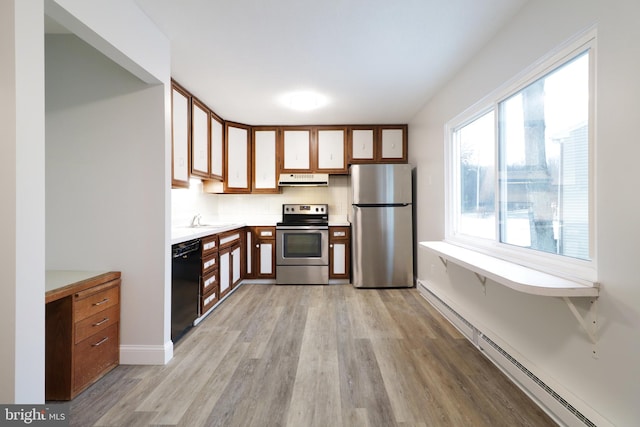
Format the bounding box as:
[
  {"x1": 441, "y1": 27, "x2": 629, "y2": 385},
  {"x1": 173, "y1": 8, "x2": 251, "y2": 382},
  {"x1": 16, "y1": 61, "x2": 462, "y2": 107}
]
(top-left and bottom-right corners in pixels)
[{"x1": 420, "y1": 241, "x2": 600, "y2": 347}]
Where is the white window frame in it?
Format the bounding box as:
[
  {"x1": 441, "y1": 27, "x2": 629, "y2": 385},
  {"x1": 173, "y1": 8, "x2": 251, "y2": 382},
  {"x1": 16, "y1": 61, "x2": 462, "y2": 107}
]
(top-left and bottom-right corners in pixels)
[{"x1": 445, "y1": 27, "x2": 597, "y2": 284}]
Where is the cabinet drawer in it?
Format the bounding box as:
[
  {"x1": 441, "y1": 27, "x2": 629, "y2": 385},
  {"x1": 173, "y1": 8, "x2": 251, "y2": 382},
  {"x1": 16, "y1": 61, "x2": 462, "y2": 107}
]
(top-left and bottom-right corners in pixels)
[
  {"x1": 202, "y1": 270, "x2": 218, "y2": 294},
  {"x1": 330, "y1": 226, "x2": 350, "y2": 239},
  {"x1": 202, "y1": 253, "x2": 217, "y2": 274},
  {"x1": 254, "y1": 226, "x2": 275, "y2": 238},
  {"x1": 201, "y1": 287, "x2": 219, "y2": 313},
  {"x1": 75, "y1": 305, "x2": 119, "y2": 344},
  {"x1": 218, "y1": 229, "x2": 242, "y2": 248},
  {"x1": 202, "y1": 234, "x2": 218, "y2": 255},
  {"x1": 73, "y1": 323, "x2": 119, "y2": 393},
  {"x1": 74, "y1": 283, "x2": 119, "y2": 322}
]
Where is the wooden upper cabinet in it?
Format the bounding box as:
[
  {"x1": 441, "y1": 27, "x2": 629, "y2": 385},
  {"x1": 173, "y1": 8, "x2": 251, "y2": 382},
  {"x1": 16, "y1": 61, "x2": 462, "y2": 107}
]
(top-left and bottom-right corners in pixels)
[
  {"x1": 380, "y1": 125, "x2": 407, "y2": 162},
  {"x1": 171, "y1": 81, "x2": 190, "y2": 188},
  {"x1": 279, "y1": 126, "x2": 348, "y2": 174},
  {"x1": 349, "y1": 127, "x2": 376, "y2": 162},
  {"x1": 224, "y1": 122, "x2": 251, "y2": 193},
  {"x1": 348, "y1": 125, "x2": 408, "y2": 164},
  {"x1": 252, "y1": 127, "x2": 280, "y2": 194},
  {"x1": 171, "y1": 79, "x2": 407, "y2": 191},
  {"x1": 280, "y1": 128, "x2": 312, "y2": 172},
  {"x1": 316, "y1": 127, "x2": 347, "y2": 174},
  {"x1": 191, "y1": 98, "x2": 210, "y2": 178},
  {"x1": 210, "y1": 112, "x2": 224, "y2": 180}
]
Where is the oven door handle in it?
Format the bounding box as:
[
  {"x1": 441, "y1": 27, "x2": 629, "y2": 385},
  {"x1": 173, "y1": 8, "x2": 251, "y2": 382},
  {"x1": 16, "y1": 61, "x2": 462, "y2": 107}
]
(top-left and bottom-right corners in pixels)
[{"x1": 276, "y1": 225, "x2": 328, "y2": 231}]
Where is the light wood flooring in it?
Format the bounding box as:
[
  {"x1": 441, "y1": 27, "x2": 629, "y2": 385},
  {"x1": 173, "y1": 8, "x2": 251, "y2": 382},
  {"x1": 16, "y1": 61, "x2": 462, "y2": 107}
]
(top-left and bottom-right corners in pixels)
[{"x1": 69, "y1": 283, "x2": 557, "y2": 427}]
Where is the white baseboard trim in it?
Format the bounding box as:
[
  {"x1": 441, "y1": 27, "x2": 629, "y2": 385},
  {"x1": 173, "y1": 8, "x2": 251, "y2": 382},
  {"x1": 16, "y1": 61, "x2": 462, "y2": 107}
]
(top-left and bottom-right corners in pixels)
[
  {"x1": 241, "y1": 279, "x2": 276, "y2": 285},
  {"x1": 120, "y1": 340, "x2": 173, "y2": 365},
  {"x1": 417, "y1": 279, "x2": 612, "y2": 427}
]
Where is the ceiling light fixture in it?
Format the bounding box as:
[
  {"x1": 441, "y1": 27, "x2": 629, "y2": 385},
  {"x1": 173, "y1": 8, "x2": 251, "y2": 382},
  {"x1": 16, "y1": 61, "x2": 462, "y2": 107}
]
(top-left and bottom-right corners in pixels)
[{"x1": 280, "y1": 90, "x2": 329, "y2": 111}]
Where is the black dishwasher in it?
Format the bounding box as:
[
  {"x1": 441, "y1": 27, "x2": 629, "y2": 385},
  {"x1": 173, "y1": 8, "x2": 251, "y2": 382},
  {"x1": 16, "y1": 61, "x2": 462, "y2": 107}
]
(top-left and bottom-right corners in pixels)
[{"x1": 171, "y1": 239, "x2": 201, "y2": 343}]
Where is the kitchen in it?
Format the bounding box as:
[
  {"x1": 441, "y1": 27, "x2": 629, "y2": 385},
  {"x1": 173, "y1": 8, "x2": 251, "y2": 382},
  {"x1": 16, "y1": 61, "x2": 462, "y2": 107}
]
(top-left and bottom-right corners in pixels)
[{"x1": 3, "y1": 1, "x2": 640, "y2": 426}]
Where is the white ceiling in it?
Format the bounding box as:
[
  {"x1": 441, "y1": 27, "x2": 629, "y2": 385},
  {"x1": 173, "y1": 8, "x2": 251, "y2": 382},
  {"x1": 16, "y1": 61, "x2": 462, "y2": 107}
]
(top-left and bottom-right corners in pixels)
[{"x1": 130, "y1": 0, "x2": 527, "y2": 125}]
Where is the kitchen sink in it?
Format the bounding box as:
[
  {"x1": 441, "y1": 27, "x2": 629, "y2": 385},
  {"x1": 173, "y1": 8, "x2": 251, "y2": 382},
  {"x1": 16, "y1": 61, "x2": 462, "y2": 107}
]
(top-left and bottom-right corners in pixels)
[
  {"x1": 172, "y1": 223, "x2": 243, "y2": 244},
  {"x1": 175, "y1": 222, "x2": 240, "y2": 230},
  {"x1": 186, "y1": 223, "x2": 233, "y2": 228}
]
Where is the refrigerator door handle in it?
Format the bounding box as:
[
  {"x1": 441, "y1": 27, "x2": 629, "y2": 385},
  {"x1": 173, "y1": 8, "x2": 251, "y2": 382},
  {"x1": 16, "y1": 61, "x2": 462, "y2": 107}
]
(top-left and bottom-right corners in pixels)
[{"x1": 353, "y1": 203, "x2": 411, "y2": 208}]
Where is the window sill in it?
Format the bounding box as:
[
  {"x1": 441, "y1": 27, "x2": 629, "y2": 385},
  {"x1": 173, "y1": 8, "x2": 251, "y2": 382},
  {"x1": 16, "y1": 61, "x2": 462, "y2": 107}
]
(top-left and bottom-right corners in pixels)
[{"x1": 419, "y1": 241, "x2": 599, "y2": 297}]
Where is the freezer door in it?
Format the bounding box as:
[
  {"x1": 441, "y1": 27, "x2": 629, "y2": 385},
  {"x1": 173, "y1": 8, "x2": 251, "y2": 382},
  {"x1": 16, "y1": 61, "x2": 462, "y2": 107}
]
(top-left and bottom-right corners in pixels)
[
  {"x1": 351, "y1": 205, "x2": 414, "y2": 288},
  {"x1": 350, "y1": 164, "x2": 412, "y2": 204}
]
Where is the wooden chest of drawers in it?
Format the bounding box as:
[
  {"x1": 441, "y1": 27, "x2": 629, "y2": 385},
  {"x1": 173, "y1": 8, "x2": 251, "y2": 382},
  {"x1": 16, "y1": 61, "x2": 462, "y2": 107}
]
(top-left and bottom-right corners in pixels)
[{"x1": 46, "y1": 271, "x2": 121, "y2": 400}]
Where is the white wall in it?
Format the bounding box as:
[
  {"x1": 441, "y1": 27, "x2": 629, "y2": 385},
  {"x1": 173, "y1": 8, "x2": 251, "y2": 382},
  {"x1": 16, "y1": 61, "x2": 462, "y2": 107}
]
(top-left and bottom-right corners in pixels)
[
  {"x1": 0, "y1": 0, "x2": 46, "y2": 404},
  {"x1": 0, "y1": 3, "x2": 173, "y2": 399},
  {"x1": 44, "y1": 0, "x2": 166, "y2": 84},
  {"x1": 45, "y1": 31, "x2": 172, "y2": 364},
  {"x1": 409, "y1": 0, "x2": 640, "y2": 425},
  {"x1": 172, "y1": 175, "x2": 350, "y2": 227},
  {"x1": 42, "y1": 0, "x2": 171, "y2": 365}
]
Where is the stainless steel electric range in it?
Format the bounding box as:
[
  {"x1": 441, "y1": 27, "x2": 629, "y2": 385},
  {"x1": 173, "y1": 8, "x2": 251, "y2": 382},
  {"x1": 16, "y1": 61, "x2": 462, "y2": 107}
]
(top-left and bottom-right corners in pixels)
[{"x1": 275, "y1": 204, "x2": 329, "y2": 285}]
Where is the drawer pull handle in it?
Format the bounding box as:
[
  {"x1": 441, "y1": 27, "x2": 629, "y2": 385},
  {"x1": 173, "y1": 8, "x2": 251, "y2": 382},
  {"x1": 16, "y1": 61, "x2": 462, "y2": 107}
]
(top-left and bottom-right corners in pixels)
[
  {"x1": 92, "y1": 337, "x2": 109, "y2": 347},
  {"x1": 93, "y1": 298, "x2": 109, "y2": 306},
  {"x1": 93, "y1": 317, "x2": 109, "y2": 327}
]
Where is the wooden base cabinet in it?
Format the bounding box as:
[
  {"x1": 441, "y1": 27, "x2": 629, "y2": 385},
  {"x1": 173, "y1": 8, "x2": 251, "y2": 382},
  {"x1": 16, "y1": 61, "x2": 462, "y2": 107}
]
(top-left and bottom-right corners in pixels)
[
  {"x1": 246, "y1": 226, "x2": 276, "y2": 279},
  {"x1": 200, "y1": 234, "x2": 219, "y2": 315},
  {"x1": 329, "y1": 226, "x2": 351, "y2": 280},
  {"x1": 218, "y1": 229, "x2": 244, "y2": 298},
  {"x1": 45, "y1": 272, "x2": 121, "y2": 400}
]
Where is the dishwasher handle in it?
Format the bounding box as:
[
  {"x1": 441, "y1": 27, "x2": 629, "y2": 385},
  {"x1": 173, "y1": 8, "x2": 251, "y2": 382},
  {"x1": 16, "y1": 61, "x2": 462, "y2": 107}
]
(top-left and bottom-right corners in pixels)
[{"x1": 172, "y1": 239, "x2": 201, "y2": 258}]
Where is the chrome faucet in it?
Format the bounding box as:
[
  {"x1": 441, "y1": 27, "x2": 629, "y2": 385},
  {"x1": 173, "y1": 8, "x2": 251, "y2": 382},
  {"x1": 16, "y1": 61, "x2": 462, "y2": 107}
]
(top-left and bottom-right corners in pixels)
[{"x1": 191, "y1": 214, "x2": 202, "y2": 227}]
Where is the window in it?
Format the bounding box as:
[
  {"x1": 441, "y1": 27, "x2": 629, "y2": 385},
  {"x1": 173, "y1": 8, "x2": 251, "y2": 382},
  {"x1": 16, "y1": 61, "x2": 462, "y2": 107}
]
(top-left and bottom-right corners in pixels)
[
  {"x1": 455, "y1": 111, "x2": 495, "y2": 240},
  {"x1": 448, "y1": 34, "x2": 595, "y2": 280},
  {"x1": 499, "y1": 53, "x2": 590, "y2": 259}
]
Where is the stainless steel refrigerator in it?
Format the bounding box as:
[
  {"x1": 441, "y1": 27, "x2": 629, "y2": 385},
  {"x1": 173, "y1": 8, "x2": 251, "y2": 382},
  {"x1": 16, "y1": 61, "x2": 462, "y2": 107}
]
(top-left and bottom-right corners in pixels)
[{"x1": 349, "y1": 164, "x2": 414, "y2": 288}]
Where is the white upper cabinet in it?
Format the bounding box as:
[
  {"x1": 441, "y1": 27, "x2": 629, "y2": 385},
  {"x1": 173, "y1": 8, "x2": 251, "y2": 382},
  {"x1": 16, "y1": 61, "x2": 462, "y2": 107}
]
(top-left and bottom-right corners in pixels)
[
  {"x1": 253, "y1": 128, "x2": 279, "y2": 193},
  {"x1": 191, "y1": 98, "x2": 210, "y2": 178},
  {"x1": 210, "y1": 113, "x2": 224, "y2": 180},
  {"x1": 171, "y1": 83, "x2": 190, "y2": 188},
  {"x1": 317, "y1": 128, "x2": 346, "y2": 173},
  {"x1": 348, "y1": 125, "x2": 407, "y2": 164},
  {"x1": 282, "y1": 129, "x2": 311, "y2": 170},
  {"x1": 279, "y1": 127, "x2": 348, "y2": 174},
  {"x1": 224, "y1": 123, "x2": 251, "y2": 193},
  {"x1": 350, "y1": 129, "x2": 375, "y2": 161},
  {"x1": 380, "y1": 128, "x2": 405, "y2": 160},
  {"x1": 171, "y1": 80, "x2": 408, "y2": 193}
]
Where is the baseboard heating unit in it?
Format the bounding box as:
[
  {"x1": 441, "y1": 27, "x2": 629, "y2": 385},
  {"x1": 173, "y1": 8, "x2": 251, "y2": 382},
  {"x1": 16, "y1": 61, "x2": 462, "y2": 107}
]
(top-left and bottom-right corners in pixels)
[{"x1": 417, "y1": 279, "x2": 609, "y2": 427}]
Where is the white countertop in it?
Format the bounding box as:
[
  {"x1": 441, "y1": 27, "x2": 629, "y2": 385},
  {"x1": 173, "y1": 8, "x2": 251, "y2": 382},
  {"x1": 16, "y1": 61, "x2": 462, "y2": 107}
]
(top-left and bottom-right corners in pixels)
[
  {"x1": 171, "y1": 223, "x2": 246, "y2": 245},
  {"x1": 171, "y1": 221, "x2": 351, "y2": 244},
  {"x1": 45, "y1": 270, "x2": 110, "y2": 294},
  {"x1": 419, "y1": 241, "x2": 599, "y2": 297}
]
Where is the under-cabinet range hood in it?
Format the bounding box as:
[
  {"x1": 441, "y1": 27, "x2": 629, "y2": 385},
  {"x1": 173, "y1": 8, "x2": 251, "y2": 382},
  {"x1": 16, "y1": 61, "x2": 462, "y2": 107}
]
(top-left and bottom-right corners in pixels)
[{"x1": 278, "y1": 173, "x2": 329, "y2": 187}]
